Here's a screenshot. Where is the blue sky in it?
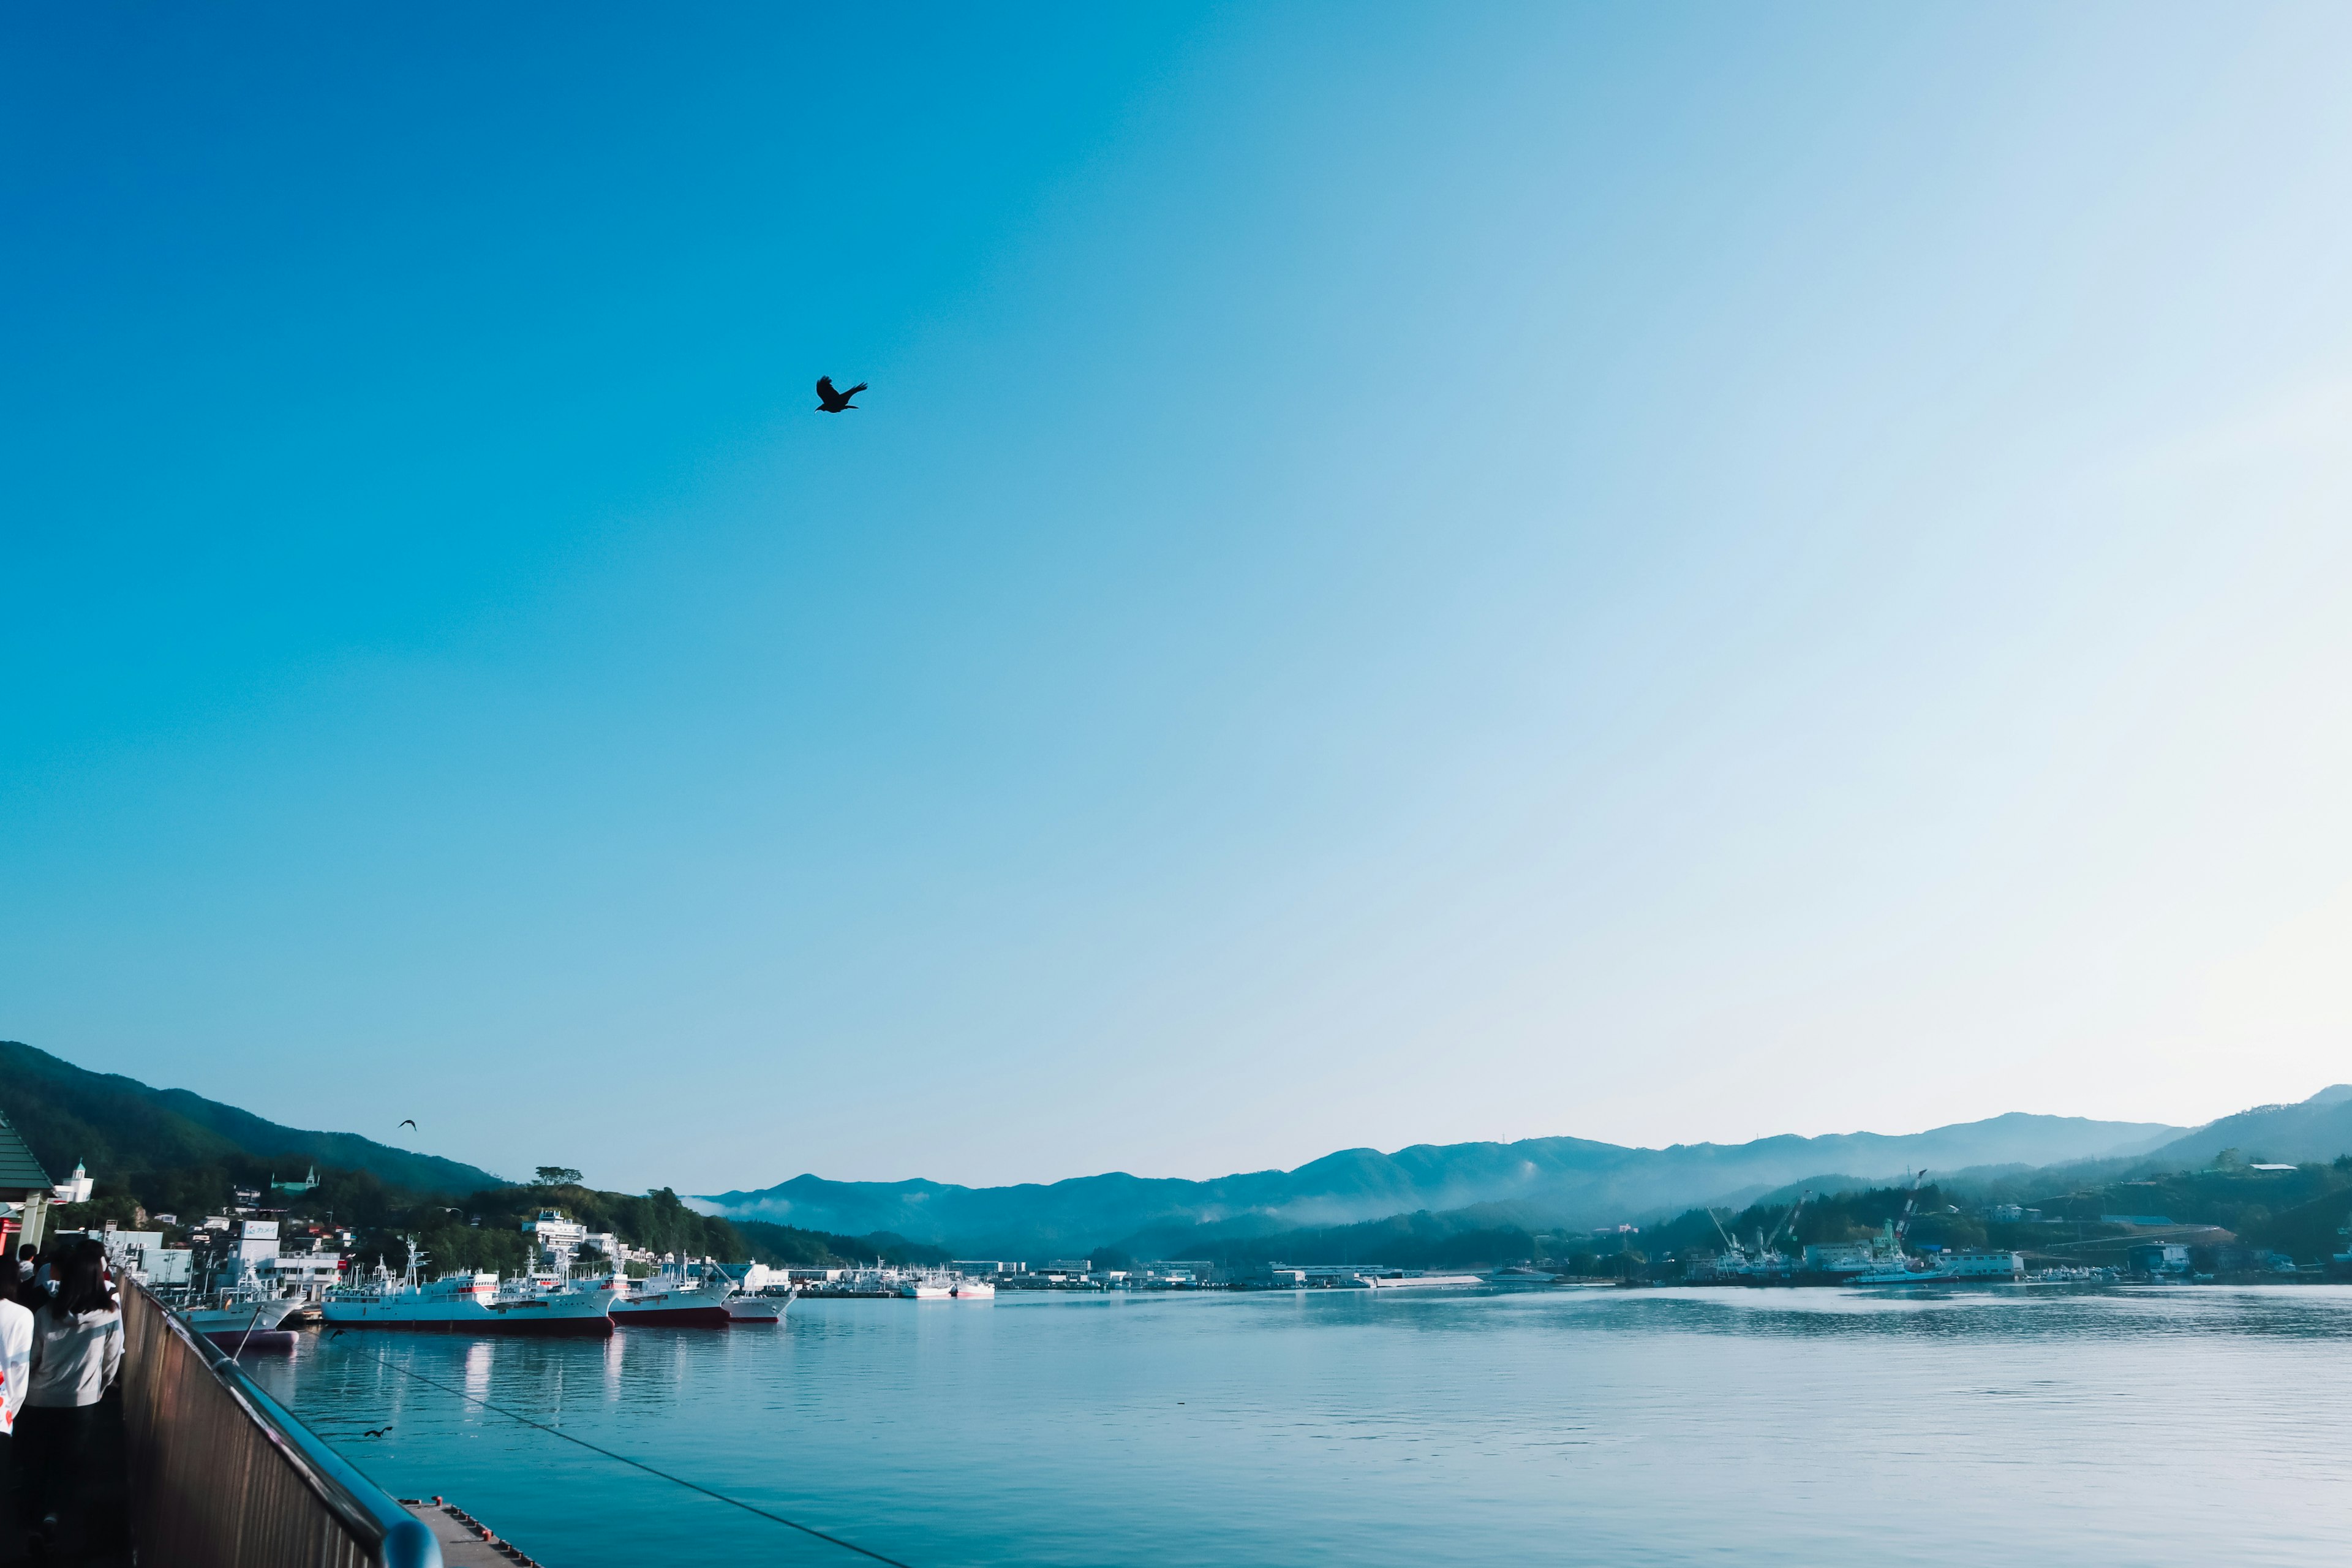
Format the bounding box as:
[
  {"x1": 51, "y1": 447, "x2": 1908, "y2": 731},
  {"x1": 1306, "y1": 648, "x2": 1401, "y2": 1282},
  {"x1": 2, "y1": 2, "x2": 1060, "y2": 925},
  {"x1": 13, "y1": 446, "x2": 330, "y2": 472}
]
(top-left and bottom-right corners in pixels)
[{"x1": 7, "y1": 6, "x2": 2351, "y2": 1193}]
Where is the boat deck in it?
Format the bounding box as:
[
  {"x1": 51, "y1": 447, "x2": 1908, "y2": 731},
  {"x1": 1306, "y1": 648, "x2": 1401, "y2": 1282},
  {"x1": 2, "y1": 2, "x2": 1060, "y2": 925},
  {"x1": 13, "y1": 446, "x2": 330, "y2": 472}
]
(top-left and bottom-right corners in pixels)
[{"x1": 402, "y1": 1497, "x2": 553, "y2": 1567}]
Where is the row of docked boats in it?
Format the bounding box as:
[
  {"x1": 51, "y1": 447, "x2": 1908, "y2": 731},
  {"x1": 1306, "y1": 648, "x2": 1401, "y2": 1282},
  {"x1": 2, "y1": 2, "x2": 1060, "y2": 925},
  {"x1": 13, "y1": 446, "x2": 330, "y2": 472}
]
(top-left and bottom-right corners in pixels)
[{"x1": 180, "y1": 1242, "x2": 791, "y2": 1345}]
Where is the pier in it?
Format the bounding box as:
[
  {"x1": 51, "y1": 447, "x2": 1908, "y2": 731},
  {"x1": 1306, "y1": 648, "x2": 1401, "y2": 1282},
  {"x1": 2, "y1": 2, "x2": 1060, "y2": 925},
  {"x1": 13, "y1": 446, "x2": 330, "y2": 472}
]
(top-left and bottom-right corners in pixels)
[{"x1": 119, "y1": 1280, "x2": 442, "y2": 1568}]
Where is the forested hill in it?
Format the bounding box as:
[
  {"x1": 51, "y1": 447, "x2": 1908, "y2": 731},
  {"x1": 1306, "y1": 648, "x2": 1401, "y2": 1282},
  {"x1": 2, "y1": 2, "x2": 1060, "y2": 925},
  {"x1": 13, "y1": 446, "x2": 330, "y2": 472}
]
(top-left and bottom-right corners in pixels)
[
  {"x1": 696, "y1": 1110, "x2": 2188, "y2": 1256},
  {"x1": 0, "y1": 1039, "x2": 503, "y2": 1196},
  {"x1": 2143, "y1": 1086, "x2": 2352, "y2": 1168}
]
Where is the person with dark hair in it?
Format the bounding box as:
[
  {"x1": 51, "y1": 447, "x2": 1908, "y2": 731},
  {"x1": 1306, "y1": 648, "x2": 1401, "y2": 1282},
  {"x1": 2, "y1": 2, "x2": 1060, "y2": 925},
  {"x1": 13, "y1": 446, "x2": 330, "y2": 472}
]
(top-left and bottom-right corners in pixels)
[{"x1": 12, "y1": 1240, "x2": 121, "y2": 1554}]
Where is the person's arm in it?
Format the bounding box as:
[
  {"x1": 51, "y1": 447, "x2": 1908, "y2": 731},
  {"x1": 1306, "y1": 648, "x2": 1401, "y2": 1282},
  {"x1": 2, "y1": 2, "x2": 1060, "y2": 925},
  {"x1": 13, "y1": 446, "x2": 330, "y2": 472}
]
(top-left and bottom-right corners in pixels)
[{"x1": 102, "y1": 1316, "x2": 123, "y2": 1392}]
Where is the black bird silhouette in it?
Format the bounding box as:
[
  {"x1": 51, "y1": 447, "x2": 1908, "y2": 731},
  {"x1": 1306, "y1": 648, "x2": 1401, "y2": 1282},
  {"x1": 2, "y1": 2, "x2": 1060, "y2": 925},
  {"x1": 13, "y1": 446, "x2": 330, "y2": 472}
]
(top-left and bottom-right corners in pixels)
[
  {"x1": 815, "y1": 375, "x2": 867, "y2": 413},
  {"x1": 398, "y1": 1119, "x2": 417, "y2": 1129},
  {"x1": 362, "y1": 1426, "x2": 392, "y2": 1438}
]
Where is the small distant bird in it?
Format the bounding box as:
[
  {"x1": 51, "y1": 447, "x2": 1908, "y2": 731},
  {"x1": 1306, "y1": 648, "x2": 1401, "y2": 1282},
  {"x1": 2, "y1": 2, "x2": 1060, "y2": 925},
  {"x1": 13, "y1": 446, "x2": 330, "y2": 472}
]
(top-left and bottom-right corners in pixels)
[
  {"x1": 815, "y1": 375, "x2": 867, "y2": 413},
  {"x1": 331, "y1": 1330, "x2": 347, "y2": 1340},
  {"x1": 363, "y1": 1426, "x2": 392, "y2": 1438},
  {"x1": 398, "y1": 1119, "x2": 417, "y2": 1130}
]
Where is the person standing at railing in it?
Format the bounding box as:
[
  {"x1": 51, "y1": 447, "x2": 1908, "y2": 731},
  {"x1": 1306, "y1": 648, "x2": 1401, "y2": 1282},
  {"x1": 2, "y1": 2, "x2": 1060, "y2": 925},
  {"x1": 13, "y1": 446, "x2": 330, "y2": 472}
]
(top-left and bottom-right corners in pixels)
[
  {"x1": 0, "y1": 1290, "x2": 30, "y2": 1564},
  {"x1": 12, "y1": 1239, "x2": 122, "y2": 1558}
]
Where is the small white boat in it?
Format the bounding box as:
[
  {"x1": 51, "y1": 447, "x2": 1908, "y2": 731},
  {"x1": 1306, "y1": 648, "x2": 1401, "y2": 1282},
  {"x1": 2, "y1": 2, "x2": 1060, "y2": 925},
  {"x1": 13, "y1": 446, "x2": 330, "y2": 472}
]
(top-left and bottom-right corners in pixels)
[
  {"x1": 723, "y1": 1289, "x2": 794, "y2": 1323},
  {"x1": 183, "y1": 1289, "x2": 304, "y2": 1349},
  {"x1": 949, "y1": 1278, "x2": 995, "y2": 1298},
  {"x1": 897, "y1": 1278, "x2": 951, "y2": 1299},
  {"x1": 1486, "y1": 1267, "x2": 1559, "y2": 1287}
]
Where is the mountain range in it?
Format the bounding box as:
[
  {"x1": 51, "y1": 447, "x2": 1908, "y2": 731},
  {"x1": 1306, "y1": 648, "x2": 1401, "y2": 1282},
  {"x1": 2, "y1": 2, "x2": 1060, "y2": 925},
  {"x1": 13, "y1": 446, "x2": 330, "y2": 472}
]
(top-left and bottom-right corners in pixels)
[
  {"x1": 8, "y1": 1035, "x2": 2346, "y2": 1261},
  {"x1": 0, "y1": 1039, "x2": 504, "y2": 1196},
  {"x1": 693, "y1": 1107, "x2": 2209, "y2": 1257}
]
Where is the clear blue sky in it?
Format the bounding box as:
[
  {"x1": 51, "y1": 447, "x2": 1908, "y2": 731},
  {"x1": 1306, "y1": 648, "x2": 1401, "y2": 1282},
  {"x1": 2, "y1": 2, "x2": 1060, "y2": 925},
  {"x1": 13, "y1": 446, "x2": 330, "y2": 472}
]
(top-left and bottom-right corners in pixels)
[{"x1": 7, "y1": 6, "x2": 2351, "y2": 1193}]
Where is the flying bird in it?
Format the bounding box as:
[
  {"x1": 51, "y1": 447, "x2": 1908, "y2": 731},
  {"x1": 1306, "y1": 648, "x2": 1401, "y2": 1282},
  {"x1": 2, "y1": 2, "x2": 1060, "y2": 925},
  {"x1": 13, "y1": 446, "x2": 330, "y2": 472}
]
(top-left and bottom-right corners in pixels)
[
  {"x1": 398, "y1": 1119, "x2": 417, "y2": 1130},
  {"x1": 363, "y1": 1426, "x2": 393, "y2": 1439},
  {"x1": 815, "y1": 375, "x2": 867, "y2": 412}
]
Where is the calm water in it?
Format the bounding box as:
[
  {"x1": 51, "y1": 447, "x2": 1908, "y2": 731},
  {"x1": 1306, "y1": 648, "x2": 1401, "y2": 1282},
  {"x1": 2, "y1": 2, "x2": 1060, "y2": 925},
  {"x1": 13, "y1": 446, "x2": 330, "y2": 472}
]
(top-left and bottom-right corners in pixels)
[{"x1": 252, "y1": 1286, "x2": 2352, "y2": 1567}]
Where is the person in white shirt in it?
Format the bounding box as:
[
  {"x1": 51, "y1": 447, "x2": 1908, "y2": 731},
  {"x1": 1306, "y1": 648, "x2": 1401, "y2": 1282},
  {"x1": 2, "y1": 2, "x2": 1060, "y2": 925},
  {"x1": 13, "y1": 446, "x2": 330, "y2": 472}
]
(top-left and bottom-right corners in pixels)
[
  {"x1": 13, "y1": 1240, "x2": 121, "y2": 1551},
  {"x1": 0, "y1": 1290, "x2": 29, "y2": 1563},
  {"x1": 0, "y1": 1295, "x2": 30, "y2": 1431}
]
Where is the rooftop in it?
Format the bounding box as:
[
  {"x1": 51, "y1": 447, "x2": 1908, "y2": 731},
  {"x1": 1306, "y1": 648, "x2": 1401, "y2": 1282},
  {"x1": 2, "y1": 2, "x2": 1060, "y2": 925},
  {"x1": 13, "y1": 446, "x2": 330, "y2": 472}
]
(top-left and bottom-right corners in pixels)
[{"x1": 0, "y1": 1108, "x2": 55, "y2": 1196}]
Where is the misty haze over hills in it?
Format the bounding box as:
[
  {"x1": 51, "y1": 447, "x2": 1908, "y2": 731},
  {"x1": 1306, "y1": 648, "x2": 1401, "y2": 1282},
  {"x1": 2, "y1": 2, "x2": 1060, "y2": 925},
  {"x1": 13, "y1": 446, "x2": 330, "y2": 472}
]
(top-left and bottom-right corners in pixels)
[
  {"x1": 694, "y1": 1107, "x2": 2223, "y2": 1257},
  {"x1": 7, "y1": 1035, "x2": 2346, "y2": 1264}
]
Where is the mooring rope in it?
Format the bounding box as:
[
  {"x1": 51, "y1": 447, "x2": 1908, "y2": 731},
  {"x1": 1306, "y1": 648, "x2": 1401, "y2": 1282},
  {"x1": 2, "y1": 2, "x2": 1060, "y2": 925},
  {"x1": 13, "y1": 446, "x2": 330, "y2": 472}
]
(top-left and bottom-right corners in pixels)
[{"x1": 336, "y1": 1343, "x2": 918, "y2": 1568}]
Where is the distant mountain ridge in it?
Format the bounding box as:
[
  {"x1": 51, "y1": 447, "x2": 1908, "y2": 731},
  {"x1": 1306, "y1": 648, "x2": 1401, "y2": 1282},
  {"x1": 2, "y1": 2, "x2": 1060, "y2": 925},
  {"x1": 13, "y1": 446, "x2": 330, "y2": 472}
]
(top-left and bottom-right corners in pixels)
[
  {"x1": 0, "y1": 1039, "x2": 504, "y2": 1196},
  {"x1": 695, "y1": 1109, "x2": 2188, "y2": 1256},
  {"x1": 2144, "y1": 1086, "x2": 2352, "y2": 1169}
]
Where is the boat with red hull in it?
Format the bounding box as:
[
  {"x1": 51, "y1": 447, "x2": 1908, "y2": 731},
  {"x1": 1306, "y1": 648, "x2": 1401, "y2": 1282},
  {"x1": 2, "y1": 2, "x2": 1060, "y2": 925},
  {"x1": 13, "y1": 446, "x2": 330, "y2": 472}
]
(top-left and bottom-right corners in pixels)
[{"x1": 611, "y1": 1261, "x2": 792, "y2": 1327}]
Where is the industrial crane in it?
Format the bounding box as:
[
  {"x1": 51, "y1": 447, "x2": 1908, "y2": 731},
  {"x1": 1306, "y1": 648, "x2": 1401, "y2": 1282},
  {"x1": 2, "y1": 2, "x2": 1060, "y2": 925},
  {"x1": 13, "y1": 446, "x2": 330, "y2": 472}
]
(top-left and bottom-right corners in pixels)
[
  {"x1": 1760, "y1": 1189, "x2": 1814, "y2": 1259},
  {"x1": 1887, "y1": 1169, "x2": 1929, "y2": 1259}
]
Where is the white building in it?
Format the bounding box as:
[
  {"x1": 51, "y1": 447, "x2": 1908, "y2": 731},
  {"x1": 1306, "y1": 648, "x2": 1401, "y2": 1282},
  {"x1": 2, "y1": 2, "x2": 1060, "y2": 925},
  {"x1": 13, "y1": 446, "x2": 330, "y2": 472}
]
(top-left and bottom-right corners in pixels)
[
  {"x1": 521, "y1": 1209, "x2": 619, "y2": 1273},
  {"x1": 51, "y1": 1163, "x2": 93, "y2": 1205},
  {"x1": 235, "y1": 1219, "x2": 281, "y2": 1278},
  {"x1": 1937, "y1": 1250, "x2": 2026, "y2": 1280}
]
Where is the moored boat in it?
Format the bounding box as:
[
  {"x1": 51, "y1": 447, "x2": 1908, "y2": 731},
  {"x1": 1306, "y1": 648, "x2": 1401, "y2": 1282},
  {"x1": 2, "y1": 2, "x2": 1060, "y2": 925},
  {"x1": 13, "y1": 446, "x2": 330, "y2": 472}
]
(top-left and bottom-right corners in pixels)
[
  {"x1": 183, "y1": 1288, "x2": 305, "y2": 1351},
  {"x1": 723, "y1": 1289, "x2": 793, "y2": 1323},
  {"x1": 611, "y1": 1257, "x2": 752, "y2": 1327},
  {"x1": 323, "y1": 1243, "x2": 617, "y2": 1336}
]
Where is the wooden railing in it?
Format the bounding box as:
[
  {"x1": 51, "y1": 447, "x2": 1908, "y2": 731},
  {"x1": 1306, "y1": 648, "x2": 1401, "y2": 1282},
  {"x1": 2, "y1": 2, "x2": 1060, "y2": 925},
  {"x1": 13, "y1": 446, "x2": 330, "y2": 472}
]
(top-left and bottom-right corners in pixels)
[{"x1": 119, "y1": 1281, "x2": 441, "y2": 1568}]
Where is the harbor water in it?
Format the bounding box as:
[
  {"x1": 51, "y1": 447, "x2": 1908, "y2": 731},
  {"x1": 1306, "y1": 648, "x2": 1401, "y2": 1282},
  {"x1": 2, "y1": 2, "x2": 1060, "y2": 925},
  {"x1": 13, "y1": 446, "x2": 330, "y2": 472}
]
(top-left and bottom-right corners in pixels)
[{"x1": 252, "y1": 1285, "x2": 2352, "y2": 1567}]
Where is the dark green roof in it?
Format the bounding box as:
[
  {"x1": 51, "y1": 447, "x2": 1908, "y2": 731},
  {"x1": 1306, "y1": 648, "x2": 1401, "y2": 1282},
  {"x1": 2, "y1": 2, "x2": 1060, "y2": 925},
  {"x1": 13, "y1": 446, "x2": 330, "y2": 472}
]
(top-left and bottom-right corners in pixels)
[{"x1": 0, "y1": 1109, "x2": 54, "y2": 1196}]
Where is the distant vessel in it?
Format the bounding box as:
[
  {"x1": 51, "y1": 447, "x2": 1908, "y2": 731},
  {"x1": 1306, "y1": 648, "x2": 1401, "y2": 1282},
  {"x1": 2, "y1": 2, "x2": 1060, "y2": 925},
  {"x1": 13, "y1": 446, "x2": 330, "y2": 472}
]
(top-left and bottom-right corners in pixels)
[
  {"x1": 1852, "y1": 1251, "x2": 2024, "y2": 1287},
  {"x1": 1486, "y1": 1267, "x2": 1559, "y2": 1287},
  {"x1": 898, "y1": 1276, "x2": 952, "y2": 1298},
  {"x1": 323, "y1": 1243, "x2": 617, "y2": 1335},
  {"x1": 949, "y1": 1278, "x2": 995, "y2": 1298}
]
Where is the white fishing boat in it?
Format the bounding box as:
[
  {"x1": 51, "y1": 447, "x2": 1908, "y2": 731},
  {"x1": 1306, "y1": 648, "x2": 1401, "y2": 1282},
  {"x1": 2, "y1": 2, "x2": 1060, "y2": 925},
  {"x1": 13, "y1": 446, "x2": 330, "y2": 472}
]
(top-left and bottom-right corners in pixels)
[
  {"x1": 182, "y1": 1286, "x2": 304, "y2": 1349},
  {"x1": 949, "y1": 1278, "x2": 995, "y2": 1298},
  {"x1": 323, "y1": 1242, "x2": 617, "y2": 1336},
  {"x1": 611, "y1": 1256, "x2": 765, "y2": 1327}
]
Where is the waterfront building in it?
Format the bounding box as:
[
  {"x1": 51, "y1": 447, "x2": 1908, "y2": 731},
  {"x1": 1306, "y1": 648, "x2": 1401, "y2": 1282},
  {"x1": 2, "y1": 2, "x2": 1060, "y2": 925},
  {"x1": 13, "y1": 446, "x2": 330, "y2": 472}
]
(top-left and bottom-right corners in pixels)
[
  {"x1": 264, "y1": 1235, "x2": 352, "y2": 1298},
  {"x1": 235, "y1": 1218, "x2": 281, "y2": 1275},
  {"x1": 2126, "y1": 1242, "x2": 2192, "y2": 1280},
  {"x1": 521, "y1": 1208, "x2": 620, "y2": 1273}
]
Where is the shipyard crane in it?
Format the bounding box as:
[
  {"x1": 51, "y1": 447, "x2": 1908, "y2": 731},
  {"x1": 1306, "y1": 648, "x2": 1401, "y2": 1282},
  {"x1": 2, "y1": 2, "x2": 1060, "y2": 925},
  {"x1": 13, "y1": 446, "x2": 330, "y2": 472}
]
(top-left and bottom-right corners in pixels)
[
  {"x1": 1761, "y1": 1189, "x2": 1814, "y2": 1257},
  {"x1": 1706, "y1": 1207, "x2": 1746, "y2": 1263},
  {"x1": 1890, "y1": 1169, "x2": 1929, "y2": 1253}
]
